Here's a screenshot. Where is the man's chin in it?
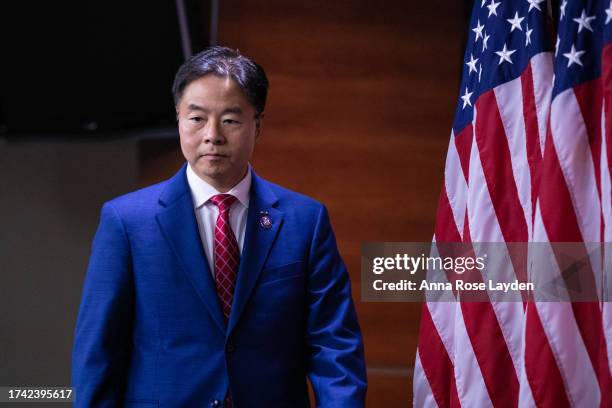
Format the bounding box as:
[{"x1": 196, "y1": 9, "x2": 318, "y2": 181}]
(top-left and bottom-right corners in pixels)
[
  {"x1": 195, "y1": 168, "x2": 223, "y2": 181},
  {"x1": 192, "y1": 160, "x2": 223, "y2": 173},
  {"x1": 190, "y1": 164, "x2": 228, "y2": 184}
]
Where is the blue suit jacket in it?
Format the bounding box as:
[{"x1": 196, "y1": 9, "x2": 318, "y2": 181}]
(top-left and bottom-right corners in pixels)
[{"x1": 71, "y1": 164, "x2": 367, "y2": 407}]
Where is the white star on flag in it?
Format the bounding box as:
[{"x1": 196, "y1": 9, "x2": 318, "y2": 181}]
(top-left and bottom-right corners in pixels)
[
  {"x1": 525, "y1": 24, "x2": 533, "y2": 46},
  {"x1": 466, "y1": 53, "x2": 479, "y2": 74},
  {"x1": 560, "y1": 0, "x2": 568, "y2": 20},
  {"x1": 472, "y1": 19, "x2": 485, "y2": 41},
  {"x1": 495, "y1": 43, "x2": 516, "y2": 65},
  {"x1": 573, "y1": 9, "x2": 596, "y2": 33},
  {"x1": 507, "y1": 12, "x2": 525, "y2": 32},
  {"x1": 526, "y1": 0, "x2": 544, "y2": 12},
  {"x1": 481, "y1": 0, "x2": 487, "y2": 7},
  {"x1": 487, "y1": 0, "x2": 501, "y2": 17},
  {"x1": 606, "y1": 1, "x2": 612, "y2": 24},
  {"x1": 478, "y1": 64, "x2": 483, "y2": 82},
  {"x1": 461, "y1": 87, "x2": 473, "y2": 109},
  {"x1": 482, "y1": 31, "x2": 490, "y2": 52},
  {"x1": 563, "y1": 44, "x2": 586, "y2": 67},
  {"x1": 555, "y1": 36, "x2": 560, "y2": 57}
]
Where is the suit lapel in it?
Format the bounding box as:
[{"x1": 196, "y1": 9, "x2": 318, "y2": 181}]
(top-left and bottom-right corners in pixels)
[
  {"x1": 228, "y1": 172, "x2": 283, "y2": 333},
  {"x1": 155, "y1": 165, "x2": 226, "y2": 333}
]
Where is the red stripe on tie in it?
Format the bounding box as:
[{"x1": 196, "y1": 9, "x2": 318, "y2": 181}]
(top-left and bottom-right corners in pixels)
[{"x1": 210, "y1": 194, "x2": 239, "y2": 320}]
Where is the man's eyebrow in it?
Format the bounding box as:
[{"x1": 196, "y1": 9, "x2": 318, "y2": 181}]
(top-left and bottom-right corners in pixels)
[
  {"x1": 222, "y1": 106, "x2": 243, "y2": 114},
  {"x1": 187, "y1": 104, "x2": 208, "y2": 112},
  {"x1": 186, "y1": 104, "x2": 243, "y2": 115}
]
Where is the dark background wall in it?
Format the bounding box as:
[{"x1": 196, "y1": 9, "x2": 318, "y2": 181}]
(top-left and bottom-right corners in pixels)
[
  {"x1": 1, "y1": 1, "x2": 466, "y2": 406},
  {"x1": 0, "y1": 141, "x2": 138, "y2": 408}
]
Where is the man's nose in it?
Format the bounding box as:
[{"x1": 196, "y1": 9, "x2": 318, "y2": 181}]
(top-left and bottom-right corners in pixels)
[{"x1": 202, "y1": 121, "x2": 224, "y2": 144}]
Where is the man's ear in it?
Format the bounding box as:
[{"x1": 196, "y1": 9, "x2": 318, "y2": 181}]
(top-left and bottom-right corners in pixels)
[{"x1": 255, "y1": 113, "x2": 265, "y2": 139}]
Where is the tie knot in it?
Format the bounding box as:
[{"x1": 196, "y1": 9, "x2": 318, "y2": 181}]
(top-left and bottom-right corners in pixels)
[{"x1": 210, "y1": 194, "x2": 237, "y2": 212}]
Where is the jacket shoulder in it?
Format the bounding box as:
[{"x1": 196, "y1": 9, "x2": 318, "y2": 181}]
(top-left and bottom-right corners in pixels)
[{"x1": 256, "y1": 177, "x2": 327, "y2": 222}]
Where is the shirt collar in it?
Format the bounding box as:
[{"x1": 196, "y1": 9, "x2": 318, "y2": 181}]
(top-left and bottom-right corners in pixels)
[{"x1": 185, "y1": 163, "x2": 251, "y2": 209}]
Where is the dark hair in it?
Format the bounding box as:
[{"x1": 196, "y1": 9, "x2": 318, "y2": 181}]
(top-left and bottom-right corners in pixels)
[{"x1": 172, "y1": 46, "x2": 269, "y2": 116}]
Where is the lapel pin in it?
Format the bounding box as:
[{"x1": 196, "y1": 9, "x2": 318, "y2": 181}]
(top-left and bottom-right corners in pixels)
[{"x1": 259, "y1": 210, "x2": 273, "y2": 229}]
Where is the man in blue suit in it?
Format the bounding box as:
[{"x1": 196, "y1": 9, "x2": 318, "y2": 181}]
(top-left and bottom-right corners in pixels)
[{"x1": 71, "y1": 46, "x2": 367, "y2": 407}]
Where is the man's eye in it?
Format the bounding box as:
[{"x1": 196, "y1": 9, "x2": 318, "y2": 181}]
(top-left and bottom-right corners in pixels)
[
  {"x1": 223, "y1": 119, "x2": 241, "y2": 125},
  {"x1": 189, "y1": 117, "x2": 203, "y2": 123}
]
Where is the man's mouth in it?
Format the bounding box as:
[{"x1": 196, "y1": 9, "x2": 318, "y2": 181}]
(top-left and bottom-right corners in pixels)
[{"x1": 200, "y1": 153, "x2": 227, "y2": 158}]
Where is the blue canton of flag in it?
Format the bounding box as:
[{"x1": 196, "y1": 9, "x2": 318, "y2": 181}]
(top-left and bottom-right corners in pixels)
[
  {"x1": 454, "y1": 0, "x2": 552, "y2": 135},
  {"x1": 553, "y1": 0, "x2": 605, "y2": 95}
]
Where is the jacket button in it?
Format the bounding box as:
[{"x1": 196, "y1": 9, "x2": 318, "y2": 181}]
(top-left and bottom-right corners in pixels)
[
  {"x1": 210, "y1": 399, "x2": 220, "y2": 407},
  {"x1": 226, "y1": 343, "x2": 236, "y2": 353}
]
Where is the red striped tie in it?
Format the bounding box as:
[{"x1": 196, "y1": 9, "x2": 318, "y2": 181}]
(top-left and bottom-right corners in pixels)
[
  {"x1": 211, "y1": 194, "x2": 238, "y2": 408},
  {"x1": 210, "y1": 194, "x2": 239, "y2": 320}
]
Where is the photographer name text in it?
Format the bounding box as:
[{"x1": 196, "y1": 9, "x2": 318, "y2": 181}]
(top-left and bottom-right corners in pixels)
[{"x1": 373, "y1": 279, "x2": 534, "y2": 292}]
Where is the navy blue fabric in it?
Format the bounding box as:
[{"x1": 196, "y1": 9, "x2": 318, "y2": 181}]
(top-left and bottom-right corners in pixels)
[{"x1": 71, "y1": 164, "x2": 367, "y2": 407}]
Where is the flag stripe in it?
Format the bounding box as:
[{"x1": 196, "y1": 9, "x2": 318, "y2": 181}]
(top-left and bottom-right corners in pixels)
[
  {"x1": 524, "y1": 302, "x2": 572, "y2": 407},
  {"x1": 517, "y1": 309, "x2": 537, "y2": 408},
  {"x1": 602, "y1": 94, "x2": 612, "y2": 383},
  {"x1": 413, "y1": 350, "x2": 442, "y2": 408},
  {"x1": 464, "y1": 121, "x2": 522, "y2": 400},
  {"x1": 445, "y1": 131, "x2": 469, "y2": 238},
  {"x1": 417, "y1": 304, "x2": 459, "y2": 408},
  {"x1": 474, "y1": 91, "x2": 529, "y2": 242},
  {"x1": 530, "y1": 52, "x2": 554, "y2": 156},
  {"x1": 494, "y1": 76, "x2": 534, "y2": 240},
  {"x1": 604, "y1": 303, "x2": 612, "y2": 381},
  {"x1": 538, "y1": 120, "x2": 584, "y2": 242},
  {"x1": 536, "y1": 300, "x2": 600, "y2": 406},
  {"x1": 452, "y1": 302, "x2": 494, "y2": 408},
  {"x1": 605, "y1": 44, "x2": 612, "y2": 214},
  {"x1": 435, "y1": 187, "x2": 463, "y2": 243},
  {"x1": 535, "y1": 117, "x2": 606, "y2": 404},
  {"x1": 459, "y1": 302, "x2": 519, "y2": 407},
  {"x1": 602, "y1": 44, "x2": 612, "y2": 389},
  {"x1": 573, "y1": 80, "x2": 604, "y2": 202},
  {"x1": 454, "y1": 124, "x2": 474, "y2": 185},
  {"x1": 549, "y1": 90, "x2": 602, "y2": 242},
  {"x1": 546, "y1": 87, "x2": 610, "y2": 405},
  {"x1": 466, "y1": 107, "x2": 527, "y2": 374},
  {"x1": 521, "y1": 63, "x2": 544, "y2": 229},
  {"x1": 574, "y1": 81, "x2": 605, "y2": 246},
  {"x1": 572, "y1": 302, "x2": 612, "y2": 408}
]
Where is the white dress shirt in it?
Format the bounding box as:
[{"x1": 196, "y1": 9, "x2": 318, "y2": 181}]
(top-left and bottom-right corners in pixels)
[{"x1": 185, "y1": 164, "x2": 251, "y2": 276}]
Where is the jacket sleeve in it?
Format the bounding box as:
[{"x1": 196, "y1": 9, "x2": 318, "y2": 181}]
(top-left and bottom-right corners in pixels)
[
  {"x1": 71, "y1": 202, "x2": 134, "y2": 408},
  {"x1": 306, "y1": 205, "x2": 367, "y2": 407}
]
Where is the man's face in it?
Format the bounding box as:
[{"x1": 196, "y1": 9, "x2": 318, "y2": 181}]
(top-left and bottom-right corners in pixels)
[{"x1": 177, "y1": 74, "x2": 260, "y2": 192}]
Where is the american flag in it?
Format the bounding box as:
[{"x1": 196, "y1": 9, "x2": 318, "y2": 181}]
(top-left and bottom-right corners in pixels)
[{"x1": 413, "y1": 0, "x2": 612, "y2": 406}]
